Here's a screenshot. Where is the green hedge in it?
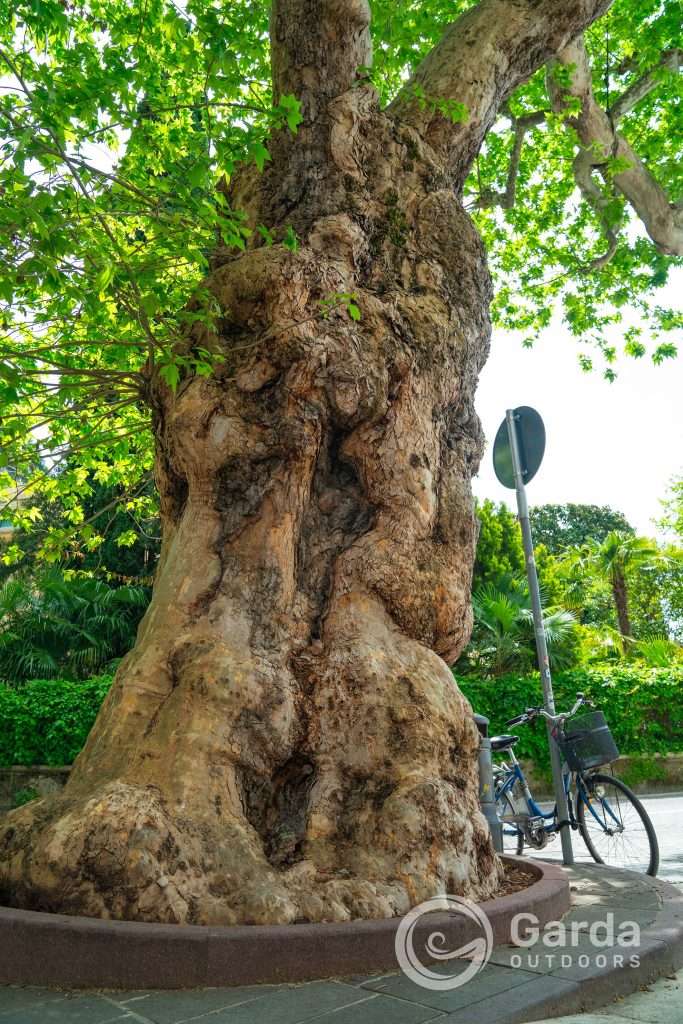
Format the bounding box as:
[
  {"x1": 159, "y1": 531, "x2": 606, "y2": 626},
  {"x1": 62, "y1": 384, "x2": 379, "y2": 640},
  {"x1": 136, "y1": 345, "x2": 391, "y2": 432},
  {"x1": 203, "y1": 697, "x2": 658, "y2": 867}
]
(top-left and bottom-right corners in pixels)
[
  {"x1": 0, "y1": 666, "x2": 681, "y2": 769},
  {"x1": 0, "y1": 675, "x2": 113, "y2": 766},
  {"x1": 457, "y1": 666, "x2": 683, "y2": 768}
]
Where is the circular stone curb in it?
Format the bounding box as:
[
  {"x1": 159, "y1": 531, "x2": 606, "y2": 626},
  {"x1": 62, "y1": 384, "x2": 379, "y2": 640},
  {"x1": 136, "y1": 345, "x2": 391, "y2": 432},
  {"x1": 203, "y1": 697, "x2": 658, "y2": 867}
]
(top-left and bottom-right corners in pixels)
[{"x1": 0, "y1": 856, "x2": 569, "y2": 990}]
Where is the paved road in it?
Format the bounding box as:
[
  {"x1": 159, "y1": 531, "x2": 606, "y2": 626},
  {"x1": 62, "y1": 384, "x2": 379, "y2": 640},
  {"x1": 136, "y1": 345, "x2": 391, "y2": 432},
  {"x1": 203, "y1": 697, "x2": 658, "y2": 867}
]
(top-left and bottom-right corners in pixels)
[
  {"x1": 638, "y1": 794, "x2": 683, "y2": 887},
  {"x1": 538, "y1": 793, "x2": 683, "y2": 888}
]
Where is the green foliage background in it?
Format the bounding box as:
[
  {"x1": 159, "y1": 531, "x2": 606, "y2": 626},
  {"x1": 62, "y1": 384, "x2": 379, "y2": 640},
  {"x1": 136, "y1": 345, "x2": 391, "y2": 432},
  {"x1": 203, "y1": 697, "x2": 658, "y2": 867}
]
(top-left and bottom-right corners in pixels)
[
  {"x1": 0, "y1": 674, "x2": 113, "y2": 766},
  {"x1": 473, "y1": 499, "x2": 526, "y2": 589},
  {"x1": 1, "y1": 666, "x2": 681, "y2": 769},
  {"x1": 457, "y1": 665, "x2": 683, "y2": 768},
  {"x1": 0, "y1": 570, "x2": 148, "y2": 681},
  {"x1": 469, "y1": 501, "x2": 683, "y2": 668}
]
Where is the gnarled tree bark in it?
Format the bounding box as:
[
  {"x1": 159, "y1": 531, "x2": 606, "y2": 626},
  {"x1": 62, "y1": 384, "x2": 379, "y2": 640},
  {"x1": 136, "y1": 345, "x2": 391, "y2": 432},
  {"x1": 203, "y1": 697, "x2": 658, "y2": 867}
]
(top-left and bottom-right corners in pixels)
[{"x1": 1, "y1": 0, "x2": 611, "y2": 925}]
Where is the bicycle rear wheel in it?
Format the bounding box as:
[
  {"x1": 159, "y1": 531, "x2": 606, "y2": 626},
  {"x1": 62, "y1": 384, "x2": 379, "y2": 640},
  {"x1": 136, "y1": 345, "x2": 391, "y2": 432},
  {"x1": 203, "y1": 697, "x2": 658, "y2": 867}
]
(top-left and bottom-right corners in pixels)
[
  {"x1": 577, "y1": 773, "x2": 659, "y2": 876},
  {"x1": 496, "y1": 791, "x2": 524, "y2": 856}
]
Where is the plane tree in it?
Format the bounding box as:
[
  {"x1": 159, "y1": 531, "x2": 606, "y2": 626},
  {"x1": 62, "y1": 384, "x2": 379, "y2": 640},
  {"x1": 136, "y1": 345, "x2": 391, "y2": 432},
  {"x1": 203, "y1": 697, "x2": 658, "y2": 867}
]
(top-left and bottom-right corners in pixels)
[{"x1": 0, "y1": 0, "x2": 680, "y2": 923}]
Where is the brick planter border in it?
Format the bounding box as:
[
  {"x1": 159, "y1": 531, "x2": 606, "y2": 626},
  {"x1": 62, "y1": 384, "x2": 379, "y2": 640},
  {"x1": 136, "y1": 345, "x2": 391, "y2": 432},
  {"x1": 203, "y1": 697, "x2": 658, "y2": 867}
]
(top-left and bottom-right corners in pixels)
[{"x1": 0, "y1": 856, "x2": 569, "y2": 990}]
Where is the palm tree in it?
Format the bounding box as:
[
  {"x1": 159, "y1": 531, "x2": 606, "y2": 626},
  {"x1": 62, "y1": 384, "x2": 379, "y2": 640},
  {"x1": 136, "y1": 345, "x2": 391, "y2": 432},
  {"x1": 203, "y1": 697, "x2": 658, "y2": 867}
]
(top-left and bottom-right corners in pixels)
[
  {"x1": 0, "y1": 570, "x2": 149, "y2": 682},
  {"x1": 462, "y1": 576, "x2": 577, "y2": 678},
  {"x1": 636, "y1": 634, "x2": 683, "y2": 667},
  {"x1": 576, "y1": 532, "x2": 668, "y2": 639}
]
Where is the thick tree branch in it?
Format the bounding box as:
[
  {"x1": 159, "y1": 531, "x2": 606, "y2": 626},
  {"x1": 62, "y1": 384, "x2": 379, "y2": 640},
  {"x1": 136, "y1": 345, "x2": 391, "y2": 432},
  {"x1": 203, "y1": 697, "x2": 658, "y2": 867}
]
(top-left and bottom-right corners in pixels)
[
  {"x1": 609, "y1": 49, "x2": 681, "y2": 122},
  {"x1": 571, "y1": 147, "x2": 621, "y2": 269},
  {"x1": 387, "y1": 0, "x2": 611, "y2": 189},
  {"x1": 270, "y1": 0, "x2": 371, "y2": 110},
  {"x1": 548, "y1": 38, "x2": 683, "y2": 256},
  {"x1": 477, "y1": 109, "x2": 546, "y2": 209}
]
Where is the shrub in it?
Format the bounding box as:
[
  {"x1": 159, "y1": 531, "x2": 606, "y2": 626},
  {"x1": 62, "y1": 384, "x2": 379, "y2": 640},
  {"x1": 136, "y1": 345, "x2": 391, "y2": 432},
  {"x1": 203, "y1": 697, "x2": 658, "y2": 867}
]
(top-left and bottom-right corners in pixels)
[
  {"x1": 1, "y1": 666, "x2": 681, "y2": 771},
  {"x1": 456, "y1": 665, "x2": 683, "y2": 767},
  {"x1": 11, "y1": 787, "x2": 39, "y2": 808},
  {"x1": 0, "y1": 674, "x2": 113, "y2": 766}
]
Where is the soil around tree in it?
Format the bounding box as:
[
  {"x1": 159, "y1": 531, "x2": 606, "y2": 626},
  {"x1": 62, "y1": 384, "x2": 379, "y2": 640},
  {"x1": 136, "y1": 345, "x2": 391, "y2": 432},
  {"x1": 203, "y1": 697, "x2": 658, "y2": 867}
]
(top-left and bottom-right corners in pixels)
[{"x1": 492, "y1": 860, "x2": 539, "y2": 899}]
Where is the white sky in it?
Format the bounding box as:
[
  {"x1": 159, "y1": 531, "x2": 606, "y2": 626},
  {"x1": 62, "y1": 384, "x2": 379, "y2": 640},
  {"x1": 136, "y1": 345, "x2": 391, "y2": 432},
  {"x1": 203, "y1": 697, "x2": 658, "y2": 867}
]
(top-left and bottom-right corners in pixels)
[{"x1": 473, "y1": 275, "x2": 683, "y2": 537}]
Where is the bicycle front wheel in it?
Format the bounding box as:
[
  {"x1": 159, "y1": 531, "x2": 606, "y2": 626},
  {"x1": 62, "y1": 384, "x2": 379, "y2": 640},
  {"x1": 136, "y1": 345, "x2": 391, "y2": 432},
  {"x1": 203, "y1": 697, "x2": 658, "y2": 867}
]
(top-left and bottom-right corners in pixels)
[{"x1": 577, "y1": 773, "x2": 659, "y2": 876}]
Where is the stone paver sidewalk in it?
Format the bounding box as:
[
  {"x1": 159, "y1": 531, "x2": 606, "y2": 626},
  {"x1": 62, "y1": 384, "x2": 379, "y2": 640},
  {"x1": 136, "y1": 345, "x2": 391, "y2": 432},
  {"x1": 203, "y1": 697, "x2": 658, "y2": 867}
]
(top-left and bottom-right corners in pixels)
[
  {"x1": 534, "y1": 966, "x2": 683, "y2": 1023},
  {"x1": 1, "y1": 863, "x2": 681, "y2": 1024}
]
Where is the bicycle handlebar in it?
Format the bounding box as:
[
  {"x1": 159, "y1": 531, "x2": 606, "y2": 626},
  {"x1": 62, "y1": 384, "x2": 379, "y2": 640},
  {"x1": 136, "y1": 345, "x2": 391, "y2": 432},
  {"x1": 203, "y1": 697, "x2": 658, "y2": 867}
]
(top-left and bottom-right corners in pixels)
[{"x1": 504, "y1": 692, "x2": 594, "y2": 729}]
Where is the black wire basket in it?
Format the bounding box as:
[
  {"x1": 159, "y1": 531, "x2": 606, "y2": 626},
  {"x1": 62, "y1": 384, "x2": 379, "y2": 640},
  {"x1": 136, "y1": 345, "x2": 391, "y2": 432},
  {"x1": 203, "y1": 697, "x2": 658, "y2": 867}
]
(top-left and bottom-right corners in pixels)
[{"x1": 556, "y1": 711, "x2": 620, "y2": 772}]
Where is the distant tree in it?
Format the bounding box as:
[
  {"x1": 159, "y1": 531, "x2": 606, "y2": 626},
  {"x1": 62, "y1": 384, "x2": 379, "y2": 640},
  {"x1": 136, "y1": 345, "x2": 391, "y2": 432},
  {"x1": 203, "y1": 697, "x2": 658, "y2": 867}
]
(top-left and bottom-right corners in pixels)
[
  {"x1": 549, "y1": 552, "x2": 616, "y2": 632},
  {"x1": 575, "y1": 532, "x2": 669, "y2": 639},
  {"x1": 474, "y1": 501, "x2": 574, "y2": 609},
  {"x1": 529, "y1": 504, "x2": 634, "y2": 555},
  {"x1": 659, "y1": 477, "x2": 683, "y2": 541},
  {"x1": 473, "y1": 500, "x2": 525, "y2": 588}
]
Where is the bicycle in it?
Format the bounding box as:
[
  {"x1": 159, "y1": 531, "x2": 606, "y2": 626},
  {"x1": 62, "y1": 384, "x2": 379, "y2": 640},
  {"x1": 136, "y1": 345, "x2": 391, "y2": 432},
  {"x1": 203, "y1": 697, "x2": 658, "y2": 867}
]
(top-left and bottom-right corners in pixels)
[{"x1": 492, "y1": 692, "x2": 659, "y2": 876}]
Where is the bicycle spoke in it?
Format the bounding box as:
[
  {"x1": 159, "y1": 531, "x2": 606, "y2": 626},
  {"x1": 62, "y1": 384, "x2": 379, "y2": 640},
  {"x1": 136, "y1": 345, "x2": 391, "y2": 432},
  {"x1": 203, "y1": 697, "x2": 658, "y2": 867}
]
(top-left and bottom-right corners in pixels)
[{"x1": 579, "y1": 778, "x2": 655, "y2": 872}]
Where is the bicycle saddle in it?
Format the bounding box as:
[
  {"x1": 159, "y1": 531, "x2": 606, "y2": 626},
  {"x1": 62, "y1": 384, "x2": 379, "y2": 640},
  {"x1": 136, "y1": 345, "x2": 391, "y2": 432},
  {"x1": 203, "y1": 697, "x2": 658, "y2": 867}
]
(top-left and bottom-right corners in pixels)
[{"x1": 490, "y1": 734, "x2": 519, "y2": 751}]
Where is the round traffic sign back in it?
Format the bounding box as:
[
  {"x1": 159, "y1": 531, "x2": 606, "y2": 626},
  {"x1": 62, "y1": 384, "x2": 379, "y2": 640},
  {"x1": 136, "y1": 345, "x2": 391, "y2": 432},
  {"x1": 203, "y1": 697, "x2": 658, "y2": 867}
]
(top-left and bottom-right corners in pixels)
[{"x1": 492, "y1": 406, "x2": 545, "y2": 489}]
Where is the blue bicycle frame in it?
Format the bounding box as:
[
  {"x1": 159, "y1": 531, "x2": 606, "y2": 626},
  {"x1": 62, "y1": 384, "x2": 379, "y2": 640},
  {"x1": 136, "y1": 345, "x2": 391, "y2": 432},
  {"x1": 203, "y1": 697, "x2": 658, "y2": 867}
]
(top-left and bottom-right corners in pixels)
[{"x1": 494, "y1": 747, "x2": 621, "y2": 841}]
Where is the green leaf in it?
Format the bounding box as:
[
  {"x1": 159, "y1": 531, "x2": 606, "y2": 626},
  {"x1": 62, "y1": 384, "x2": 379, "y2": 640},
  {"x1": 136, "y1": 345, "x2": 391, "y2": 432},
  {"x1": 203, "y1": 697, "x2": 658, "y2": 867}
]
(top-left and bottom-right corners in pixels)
[
  {"x1": 278, "y1": 94, "x2": 303, "y2": 135},
  {"x1": 159, "y1": 361, "x2": 181, "y2": 391},
  {"x1": 94, "y1": 264, "x2": 115, "y2": 291},
  {"x1": 141, "y1": 293, "x2": 160, "y2": 316},
  {"x1": 115, "y1": 529, "x2": 138, "y2": 548},
  {"x1": 250, "y1": 141, "x2": 271, "y2": 172},
  {"x1": 282, "y1": 225, "x2": 299, "y2": 253},
  {"x1": 0, "y1": 363, "x2": 20, "y2": 386},
  {"x1": 257, "y1": 224, "x2": 275, "y2": 246},
  {"x1": 653, "y1": 342, "x2": 677, "y2": 364}
]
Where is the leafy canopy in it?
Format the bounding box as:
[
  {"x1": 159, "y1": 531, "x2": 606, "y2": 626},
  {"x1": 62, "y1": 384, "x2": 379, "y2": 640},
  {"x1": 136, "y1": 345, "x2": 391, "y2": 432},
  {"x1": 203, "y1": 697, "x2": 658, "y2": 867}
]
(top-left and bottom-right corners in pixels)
[
  {"x1": 528, "y1": 503, "x2": 634, "y2": 554},
  {"x1": 659, "y1": 476, "x2": 683, "y2": 540},
  {"x1": 0, "y1": 0, "x2": 680, "y2": 560},
  {"x1": 372, "y1": 0, "x2": 682, "y2": 370}
]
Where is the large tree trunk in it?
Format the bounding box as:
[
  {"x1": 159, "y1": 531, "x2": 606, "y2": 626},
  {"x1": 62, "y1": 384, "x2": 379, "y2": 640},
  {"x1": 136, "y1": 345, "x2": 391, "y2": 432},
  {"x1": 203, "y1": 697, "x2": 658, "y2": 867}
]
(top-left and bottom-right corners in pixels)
[{"x1": 0, "y1": 0, "x2": 611, "y2": 926}]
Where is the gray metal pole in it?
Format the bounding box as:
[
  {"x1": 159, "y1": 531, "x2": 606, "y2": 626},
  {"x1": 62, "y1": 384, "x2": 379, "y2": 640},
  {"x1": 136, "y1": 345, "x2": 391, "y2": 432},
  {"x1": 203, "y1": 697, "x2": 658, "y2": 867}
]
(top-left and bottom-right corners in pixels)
[
  {"x1": 473, "y1": 714, "x2": 503, "y2": 853},
  {"x1": 505, "y1": 410, "x2": 574, "y2": 866}
]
